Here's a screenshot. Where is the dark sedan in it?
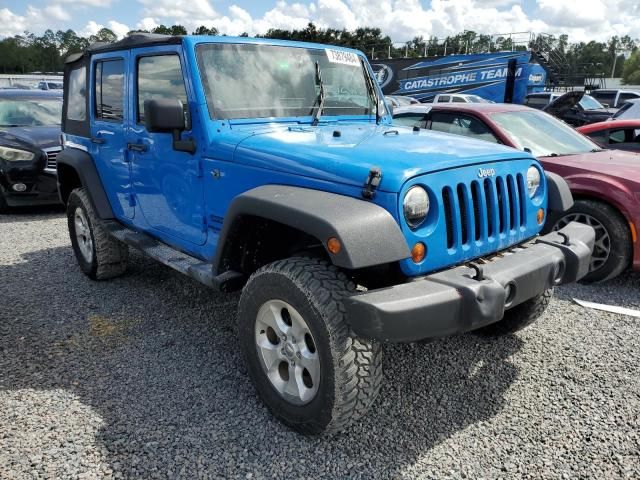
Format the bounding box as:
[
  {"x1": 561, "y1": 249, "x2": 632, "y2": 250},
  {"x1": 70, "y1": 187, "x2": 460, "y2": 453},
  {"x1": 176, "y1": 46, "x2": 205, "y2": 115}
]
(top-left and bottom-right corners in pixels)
[
  {"x1": 0, "y1": 89, "x2": 63, "y2": 211},
  {"x1": 542, "y1": 91, "x2": 617, "y2": 126},
  {"x1": 393, "y1": 103, "x2": 640, "y2": 282}
]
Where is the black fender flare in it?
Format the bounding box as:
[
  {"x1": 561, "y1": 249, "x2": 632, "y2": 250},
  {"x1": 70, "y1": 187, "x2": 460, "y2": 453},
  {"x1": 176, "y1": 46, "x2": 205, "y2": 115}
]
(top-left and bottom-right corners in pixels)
[
  {"x1": 214, "y1": 185, "x2": 410, "y2": 272},
  {"x1": 545, "y1": 172, "x2": 574, "y2": 213},
  {"x1": 56, "y1": 147, "x2": 114, "y2": 219}
]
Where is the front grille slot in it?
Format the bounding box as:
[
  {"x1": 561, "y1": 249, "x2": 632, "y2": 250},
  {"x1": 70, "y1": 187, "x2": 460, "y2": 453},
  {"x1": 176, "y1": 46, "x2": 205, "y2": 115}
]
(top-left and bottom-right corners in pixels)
[
  {"x1": 484, "y1": 178, "x2": 495, "y2": 238},
  {"x1": 507, "y1": 175, "x2": 517, "y2": 229},
  {"x1": 517, "y1": 173, "x2": 527, "y2": 227},
  {"x1": 442, "y1": 187, "x2": 455, "y2": 249},
  {"x1": 457, "y1": 184, "x2": 469, "y2": 246},
  {"x1": 471, "y1": 181, "x2": 482, "y2": 241}
]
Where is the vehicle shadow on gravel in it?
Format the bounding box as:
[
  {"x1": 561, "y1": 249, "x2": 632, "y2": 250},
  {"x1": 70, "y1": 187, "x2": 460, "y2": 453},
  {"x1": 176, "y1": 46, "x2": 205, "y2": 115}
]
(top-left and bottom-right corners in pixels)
[{"x1": 2, "y1": 245, "x2": 525, "y2": 478}]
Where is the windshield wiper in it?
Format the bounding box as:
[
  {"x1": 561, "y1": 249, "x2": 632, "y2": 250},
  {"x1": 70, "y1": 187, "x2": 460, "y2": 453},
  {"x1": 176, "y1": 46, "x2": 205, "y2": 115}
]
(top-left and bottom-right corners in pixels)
[
  {"x1": 361, "y1": 58, "x2": 380, "y2": 124},
  {"x1": 312, "y1": 61, "x2": 326, "y2": 126}
]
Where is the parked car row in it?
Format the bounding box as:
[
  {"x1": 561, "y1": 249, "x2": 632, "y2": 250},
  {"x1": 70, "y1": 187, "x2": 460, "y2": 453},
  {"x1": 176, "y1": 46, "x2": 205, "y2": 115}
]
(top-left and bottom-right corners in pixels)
[{"x1": 393, "y1": 102, "x2": 640, "y2": 283}]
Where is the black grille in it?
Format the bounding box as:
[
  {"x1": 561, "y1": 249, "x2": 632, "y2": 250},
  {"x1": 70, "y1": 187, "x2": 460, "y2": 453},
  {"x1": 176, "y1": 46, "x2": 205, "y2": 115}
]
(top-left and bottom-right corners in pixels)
[{"x1": 44, "y1": 148, "x2": 61, "y2": 172}]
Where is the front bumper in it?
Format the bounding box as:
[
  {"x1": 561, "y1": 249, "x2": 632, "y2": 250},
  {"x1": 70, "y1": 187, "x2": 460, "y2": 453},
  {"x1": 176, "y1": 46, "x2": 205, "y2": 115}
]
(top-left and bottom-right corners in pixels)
[{"x1": 344, "y1": 222, "x2": 595, "y2": 343}]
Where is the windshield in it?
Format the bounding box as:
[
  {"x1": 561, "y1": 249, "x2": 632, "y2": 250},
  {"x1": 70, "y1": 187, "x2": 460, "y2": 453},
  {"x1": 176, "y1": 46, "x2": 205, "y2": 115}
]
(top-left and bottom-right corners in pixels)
[
  {"x1": 579, "y1": 95, "x2": 604, "y2": 110},
  {"x1": 491, "y1": 110, "x2": 600, "y2": 156},
  {"x1": 0, "y1": 98, "x2": 62, "y2": 127},
  {"x1": 196, "y1": 43, "x2": 376, "y2": 120}
]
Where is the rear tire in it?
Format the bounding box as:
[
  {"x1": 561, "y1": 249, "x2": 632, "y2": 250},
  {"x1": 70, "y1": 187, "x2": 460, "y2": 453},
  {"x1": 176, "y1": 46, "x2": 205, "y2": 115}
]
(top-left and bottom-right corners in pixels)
[
  {"x1": 67, "y1": 188, "x2": 128, "y2": 280},
  {"x1": 477, "y1": 289, "x2": 553, "y2": 336},
  {"x1": 238, "y1": 257, "x2": 382, "y2": 435},
  {"x1": 549, "y1": 199, "x2": 631, "y2": 282}
]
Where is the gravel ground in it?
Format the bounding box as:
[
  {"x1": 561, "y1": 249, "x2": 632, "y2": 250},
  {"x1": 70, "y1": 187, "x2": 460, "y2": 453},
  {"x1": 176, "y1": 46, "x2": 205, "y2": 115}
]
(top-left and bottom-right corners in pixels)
[{"x1": 1, "y1": 209, "x2": 639, "y2": 479}]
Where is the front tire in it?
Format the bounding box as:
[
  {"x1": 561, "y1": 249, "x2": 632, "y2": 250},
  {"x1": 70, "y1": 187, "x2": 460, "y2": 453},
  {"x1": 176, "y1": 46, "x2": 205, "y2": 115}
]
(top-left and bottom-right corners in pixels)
[
  {"x1": 67, "y1": 188, "x2": 128, "y2": 280},
  {"x1": 478, "y1": 289, "x2": 553, "y2": 336},
  {"x1": 238, "y1": 257, "x2": 382, "y2": 435},
  {"x1": 549, "y1": 199, "x2": 631, "y2": 282}
]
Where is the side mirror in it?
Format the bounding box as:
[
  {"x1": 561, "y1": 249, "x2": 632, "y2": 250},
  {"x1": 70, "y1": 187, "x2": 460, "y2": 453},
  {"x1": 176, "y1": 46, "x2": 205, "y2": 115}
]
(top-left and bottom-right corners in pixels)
[
  {"x1": 144, "y1": 99, "x2": 195, "y2": 154},
  {"x1": 144, "y1": 98, "x2": 185, "y2": 133}
]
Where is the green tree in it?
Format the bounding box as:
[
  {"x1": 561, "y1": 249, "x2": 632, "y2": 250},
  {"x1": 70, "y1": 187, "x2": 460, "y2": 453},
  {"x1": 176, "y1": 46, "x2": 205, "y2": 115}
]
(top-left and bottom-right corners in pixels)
[
  {"x1": 192, "y1": 26, "x2": 218, "y2": 36},
  {"x1": 622, "y1": 49, "x2": 640, "y2": 84},
  {"x1": 152, "y1": 25, "x2": 188, "y2": 36},
  {"x1": 89, "y1": 28, "x2": 117, "y2": 44}
]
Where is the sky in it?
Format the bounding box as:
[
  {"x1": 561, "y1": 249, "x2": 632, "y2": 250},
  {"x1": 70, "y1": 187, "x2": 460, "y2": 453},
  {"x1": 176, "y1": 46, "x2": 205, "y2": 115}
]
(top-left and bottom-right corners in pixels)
[{"x1": 1, "y1": 0, "x2": 639, "y2": 44}]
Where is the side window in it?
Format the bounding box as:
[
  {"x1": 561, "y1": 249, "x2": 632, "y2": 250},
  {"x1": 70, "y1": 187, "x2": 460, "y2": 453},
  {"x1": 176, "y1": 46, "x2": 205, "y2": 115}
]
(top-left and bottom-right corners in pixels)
[
  {"x1": 430, "y1": 112, "x2": 499, "y2": 143},
  {"x1": 452, "y1": 96, "x2": 466, "y2": 103},
  {"x1": 592, "y1": 91, "x2": 615, "y2": 107},
  {"x1": 437, "y1": 96, "x2": 450, "y2": 103},
  {"x1": 525, "y1": 96, "x2": 548, "y2": 109},
  {"x1": 137, "y1": 54, "x2": 188, "y2": 123},
  {"x1": 67, "y1": 66, "x2": 86, "y2": 121},
  {"x1": 619, "y1": 92, "x2": 639, "y2": 103},
  {"x1": 609, "y1": 129, "x2": 628, "y2": 144},
  {"x1": 393, "y1": 113, "x2": 426, "y2": 128},
  {"x1": 95, "y1": 59, "x2": 125, "y2": 121}
]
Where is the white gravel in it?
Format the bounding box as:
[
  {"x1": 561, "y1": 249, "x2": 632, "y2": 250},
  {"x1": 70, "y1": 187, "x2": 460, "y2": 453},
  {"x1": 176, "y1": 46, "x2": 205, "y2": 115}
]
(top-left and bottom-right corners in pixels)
[{"x1": 1, "y1": 209, "x2": 639, "y2": 479}]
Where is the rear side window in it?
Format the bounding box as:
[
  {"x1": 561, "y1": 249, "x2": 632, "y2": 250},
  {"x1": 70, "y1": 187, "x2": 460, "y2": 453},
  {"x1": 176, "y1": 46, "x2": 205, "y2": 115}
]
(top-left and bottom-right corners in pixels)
[
  {"x1": 609, "y1": 128, "x2": 630, "y2": 144},
  {"x1": 452, "y1": 96, "x2": 465, "y2": 103},
  {"x1": 437, "y1": 96, "x2": 450, "y2": 103},
  {"x1": 430, "y1": 112, "x2": 499, "y2": 143},
  {"x1": 95, "y1": 59, "x2": 125, "y2": 121},
  {"x1": 524, "y1": 95, "x2": 549, "y2": 109},
  {"x1": 67, "y1": 67, "x2": 86, "y2": 121},
  {"x1": 137, "y1": 54, "x2": 188, "y2": 123}
]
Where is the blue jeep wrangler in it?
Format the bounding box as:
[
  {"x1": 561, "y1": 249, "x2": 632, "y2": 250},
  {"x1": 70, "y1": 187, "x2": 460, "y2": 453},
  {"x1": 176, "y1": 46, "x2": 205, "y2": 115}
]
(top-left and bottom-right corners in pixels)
[{"x1": 57, "y1": 33, "x2": 594, "y2": 434}]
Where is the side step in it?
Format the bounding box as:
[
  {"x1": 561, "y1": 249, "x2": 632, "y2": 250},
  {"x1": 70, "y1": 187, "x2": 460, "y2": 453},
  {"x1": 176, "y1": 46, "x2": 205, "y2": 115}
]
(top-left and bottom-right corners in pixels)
[{"x1": 102, "y1": 221, "x2": 244, "y2": 290}]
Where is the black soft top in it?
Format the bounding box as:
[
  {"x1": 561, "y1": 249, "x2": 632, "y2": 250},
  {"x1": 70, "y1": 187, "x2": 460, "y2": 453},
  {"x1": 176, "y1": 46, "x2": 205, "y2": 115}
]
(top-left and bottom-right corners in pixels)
[{"x1": 65, "y1": 33, "x2": 182, "y2": 63}]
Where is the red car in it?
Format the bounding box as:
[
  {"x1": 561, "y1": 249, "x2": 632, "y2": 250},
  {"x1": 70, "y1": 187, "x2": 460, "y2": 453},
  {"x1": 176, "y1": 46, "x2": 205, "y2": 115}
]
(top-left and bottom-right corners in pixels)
[
  {"x1": 577, "y1": 120, "x2": 640, "y2": 153},
  {"x1": 394, "y1": 103, "x2": 640, "y2": 282}
]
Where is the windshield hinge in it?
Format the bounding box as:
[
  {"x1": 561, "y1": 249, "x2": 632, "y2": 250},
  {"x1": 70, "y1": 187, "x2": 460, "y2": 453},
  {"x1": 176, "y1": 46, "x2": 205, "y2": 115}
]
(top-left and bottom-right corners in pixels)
[{"x1": 362, "y1": 167, "x2": 382, "y2": 200}]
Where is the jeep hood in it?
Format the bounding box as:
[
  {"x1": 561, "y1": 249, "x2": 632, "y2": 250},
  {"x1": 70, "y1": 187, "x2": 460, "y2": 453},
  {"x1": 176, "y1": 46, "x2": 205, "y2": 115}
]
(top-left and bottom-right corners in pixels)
[{"x1": 232, "y1": 123, "x2": 530, "y2": 193}]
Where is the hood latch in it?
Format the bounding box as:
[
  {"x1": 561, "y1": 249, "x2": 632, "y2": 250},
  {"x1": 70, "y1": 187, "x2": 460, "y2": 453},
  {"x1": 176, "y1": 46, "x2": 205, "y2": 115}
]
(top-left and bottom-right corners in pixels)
[{"x1": 362, "y1": 167, "x2": 382, "y2": 200}]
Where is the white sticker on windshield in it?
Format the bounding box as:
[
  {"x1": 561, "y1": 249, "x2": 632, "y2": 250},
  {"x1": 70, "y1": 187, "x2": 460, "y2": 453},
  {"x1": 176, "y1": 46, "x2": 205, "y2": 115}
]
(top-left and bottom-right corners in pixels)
[{"x1": 325, "y1": 49, "x2": 360, "y2": 67}]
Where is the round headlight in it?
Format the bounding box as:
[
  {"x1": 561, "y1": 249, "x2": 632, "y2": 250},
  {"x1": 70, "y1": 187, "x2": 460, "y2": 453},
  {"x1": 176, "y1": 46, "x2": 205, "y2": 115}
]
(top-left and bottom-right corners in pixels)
[
  {"x1": 526, "y1": 166, "x2": 541, "y2": 198},
  {"x1": 403, "y1": 186, "x2": 429, "y2": 229}
]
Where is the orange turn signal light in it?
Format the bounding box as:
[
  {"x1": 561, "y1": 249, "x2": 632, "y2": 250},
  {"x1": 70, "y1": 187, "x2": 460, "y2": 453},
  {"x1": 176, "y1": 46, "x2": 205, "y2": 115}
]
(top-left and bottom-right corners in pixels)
[
  {"x1": 327, "y1": 237, "x2": 341, "y2": 255},
  {"x1": 411, "y1": 242, "x2": 426, "y2": 263},
  {"x1": 537, "y1": 208, "x2": 545, "y2": 225}
]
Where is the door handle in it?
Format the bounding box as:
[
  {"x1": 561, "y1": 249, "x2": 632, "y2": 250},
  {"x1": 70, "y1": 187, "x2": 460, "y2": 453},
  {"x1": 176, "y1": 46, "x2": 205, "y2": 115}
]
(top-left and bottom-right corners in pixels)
[
  {"x1": 90, "y1": 137, "x2": 106, "y2": 144},
  {"x1": 127, "y1": 143, "x2": 148, "y2": 152}
]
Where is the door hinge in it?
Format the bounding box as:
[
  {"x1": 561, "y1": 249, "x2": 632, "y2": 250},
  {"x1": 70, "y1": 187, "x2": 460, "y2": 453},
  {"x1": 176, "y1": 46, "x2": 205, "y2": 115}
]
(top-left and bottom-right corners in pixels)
[
  {"x1": 362, "y1": 167, "x2": 382, "y2": 200},
  {"x1": 200, "y1": 214, "x2": 208, "y2": 232},
  {"x1": 197, "y1": 160, "x2": 204, "y2": 178}
]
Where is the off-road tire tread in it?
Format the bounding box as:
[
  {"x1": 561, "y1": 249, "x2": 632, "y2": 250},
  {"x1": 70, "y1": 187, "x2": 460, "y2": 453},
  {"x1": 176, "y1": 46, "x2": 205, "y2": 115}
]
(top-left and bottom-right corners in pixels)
[
  {"x1": 241, "y1": 257, "x2": 383, "y2": 434},
  {"x1": 479, "y1": 288, "x2": 553, "y2": 336},
  {"x1": 68, "y1": 188, "x2": 128, "y2": 280}
]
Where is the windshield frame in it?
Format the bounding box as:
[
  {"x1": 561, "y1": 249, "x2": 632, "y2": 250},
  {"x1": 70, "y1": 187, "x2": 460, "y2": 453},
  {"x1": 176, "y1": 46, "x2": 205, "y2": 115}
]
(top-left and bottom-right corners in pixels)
[
  {"x1": 195, "y1": 42, "x2": 384, "y2": 124},
  {"x1": 490, "y1": 109, "x2": 601, "y2": 157},
  {"x1": 0, "y1": 96, "x2": 63, "y2": 127}
]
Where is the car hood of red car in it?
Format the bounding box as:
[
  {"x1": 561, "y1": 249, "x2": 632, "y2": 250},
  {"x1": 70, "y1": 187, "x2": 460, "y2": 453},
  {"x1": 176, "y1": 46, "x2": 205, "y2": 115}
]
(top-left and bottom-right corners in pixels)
[{"x1": 541, "y1": 148, "x2": 640, "y2": 184}]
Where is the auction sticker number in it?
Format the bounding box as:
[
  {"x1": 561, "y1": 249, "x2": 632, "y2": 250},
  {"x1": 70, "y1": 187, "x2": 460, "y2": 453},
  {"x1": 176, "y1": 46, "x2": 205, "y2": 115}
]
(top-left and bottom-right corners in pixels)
[{"x1": 325, "y1": 49, "x2": 360, "y2": 67}]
